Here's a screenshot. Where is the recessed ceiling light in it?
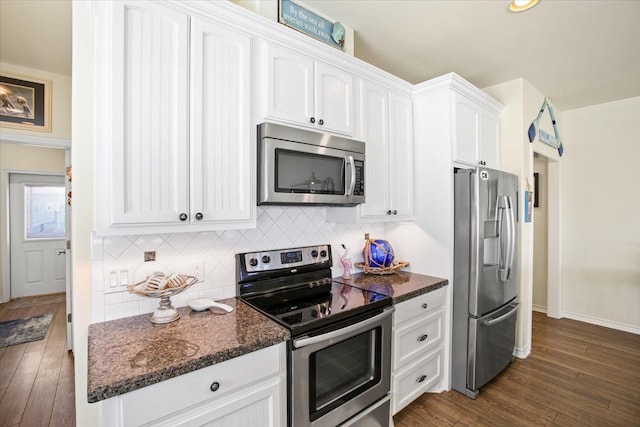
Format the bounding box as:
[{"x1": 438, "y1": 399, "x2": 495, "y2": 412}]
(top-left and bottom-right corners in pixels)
[{"x1": 509, "y1": 0, "x2": 539, "y2": 12}]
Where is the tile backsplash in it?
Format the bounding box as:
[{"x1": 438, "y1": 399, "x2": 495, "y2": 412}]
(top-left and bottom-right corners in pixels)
[{"x1": 90, "y1": 206, "x2": 384, "y2": 322}]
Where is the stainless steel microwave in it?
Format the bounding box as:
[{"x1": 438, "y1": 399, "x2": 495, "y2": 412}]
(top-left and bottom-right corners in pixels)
[{"x1": 257, "y1": 122, "x2": 365, "y2": 206}]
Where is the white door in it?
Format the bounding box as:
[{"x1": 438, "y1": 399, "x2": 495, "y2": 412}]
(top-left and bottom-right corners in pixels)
[{"x1": 9, "y1": 173, "x2": 66, "y2": 298}]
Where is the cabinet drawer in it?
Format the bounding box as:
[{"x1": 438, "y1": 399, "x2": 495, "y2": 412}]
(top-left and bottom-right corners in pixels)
[
  {"x1": 391, "y1": 347, "x2": 443, "y2": 415},
  {"x1": 393, "y1": 308, "x2": 444, "y2": 369},
  {"x1": 118, "y1": 344, "x2": 283, "y2": 427},
  {"x1": 394, "y1": 287, "x2": 445, "y2": 326}
]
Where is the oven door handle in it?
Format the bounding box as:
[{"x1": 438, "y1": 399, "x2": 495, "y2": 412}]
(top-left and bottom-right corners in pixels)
[{"x1": 292, "y1": 307, "x2": 394, "y2": 349}]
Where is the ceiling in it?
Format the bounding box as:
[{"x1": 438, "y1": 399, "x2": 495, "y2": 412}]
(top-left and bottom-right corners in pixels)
[{"x1": 1, "y1": 0, "x2": 638, "y2": 111}]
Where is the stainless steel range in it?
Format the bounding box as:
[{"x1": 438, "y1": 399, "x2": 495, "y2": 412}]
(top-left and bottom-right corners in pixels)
[{"x1": 236, "y1": 244, "x2": 393, "y2": 427}]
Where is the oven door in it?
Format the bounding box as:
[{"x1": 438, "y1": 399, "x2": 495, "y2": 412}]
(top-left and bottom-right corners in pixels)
[
  {"x1": 290, "y1": 307, "x2": 393, "y2": 427},
  {"x1": 258, "y1": 136, "x2": 365, "y2": 206}
]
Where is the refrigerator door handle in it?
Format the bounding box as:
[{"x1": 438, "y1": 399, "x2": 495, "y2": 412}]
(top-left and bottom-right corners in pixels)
[
  {"x1": 481, "y1": 303, "x2": 519, "y2": 326},
  {"x1": 505, "y1": 196, "x2": 516, "y2": 278},
  {"x1": 497, "y1": 195, "x2": 516, "y2": 281}
]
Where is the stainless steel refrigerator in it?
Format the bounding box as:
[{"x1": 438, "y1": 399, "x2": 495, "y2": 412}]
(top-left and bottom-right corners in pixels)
[{"x1": 452, "y1": 167, "x2": 519, "y2": 399}]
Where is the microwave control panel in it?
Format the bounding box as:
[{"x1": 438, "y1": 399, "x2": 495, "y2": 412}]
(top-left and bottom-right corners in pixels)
[{"x1": 353, "y1": 160, "x2": 365, "y2": 196}]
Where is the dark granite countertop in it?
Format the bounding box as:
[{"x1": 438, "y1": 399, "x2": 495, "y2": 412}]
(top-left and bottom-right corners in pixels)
[
  {"x1": 335, "y1": 271, "x2": 448, "y2": 304},
  {"x1": 87, "y1": 298, "x2": 290, "y2": 403}
]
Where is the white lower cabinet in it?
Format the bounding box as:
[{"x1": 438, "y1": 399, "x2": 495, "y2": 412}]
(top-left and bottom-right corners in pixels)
[
  {"x1": 99, "y1": 344, "x2": 286, "y2": 427},
  {"x1": 391, "y1": 288, "x2": 446, "y2": 415}
]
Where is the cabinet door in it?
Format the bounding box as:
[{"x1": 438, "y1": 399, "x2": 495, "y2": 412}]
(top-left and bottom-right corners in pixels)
[
  {"x1": 315, "y1": 62, "x2": 355, "y2": 135},
  {"x1": 110, "y1": 1, "x2": 189, "y2": 225},
  {"x1": 392, "y1": 347, "x2": 443, "y2": 415},
  {"x1": 388, "y1": 92, "x2": 414, "y2": 218},
  {"x1": 190, "y1": 18, "x2": 252, "y2": 223},
  {"x1": 150, "y1": 377, "x2": 283, "y2": 427},
  {"x1": 480, "y1": 109, "x2": 500, "y2": 168},
  {"x1": 452, "y1": 92, "x2": 480, "y2": 167},
  {"x1": 359, "y1": 80, "x2": 390, "y2": 219},
  {"x1": 265, "y1": 44, "x2": 314, "y2": 126}
]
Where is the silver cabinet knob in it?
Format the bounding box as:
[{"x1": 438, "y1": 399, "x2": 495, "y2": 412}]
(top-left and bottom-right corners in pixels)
[{"x1": 210, "y1": 382, "x2": 220, "y2": 392}]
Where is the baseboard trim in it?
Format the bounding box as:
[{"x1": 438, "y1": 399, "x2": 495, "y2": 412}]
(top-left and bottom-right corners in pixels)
[
  {"x1": 563, "y1": 311, "x2": 640, "y2": 335},
  {"x1": 532, "y1": 304, "x2": 547, "y2": 313},
  {"x1": 514, "y1": 344, "x2": 530, "y2": 359}
]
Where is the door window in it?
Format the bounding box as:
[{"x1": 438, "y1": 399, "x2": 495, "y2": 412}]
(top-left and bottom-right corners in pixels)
[{"x1": 24, "y1": 184, "x2": 66, "y2": 239}]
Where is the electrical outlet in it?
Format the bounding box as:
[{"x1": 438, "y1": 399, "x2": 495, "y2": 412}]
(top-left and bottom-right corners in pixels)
[
  {"x1": 119, "y1": 270, "x2": 129, "y2": 286},
  {"x1": 109, "y1": 271, "x2": 118, "y2": 288},
  {"x1": 192, "y1": 261, "x2": 204, "y2": 282}
]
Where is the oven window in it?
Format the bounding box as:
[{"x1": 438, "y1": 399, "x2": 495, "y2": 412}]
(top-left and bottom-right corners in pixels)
[
  {"x1": 275, "y1": 149, "x2": 345, "y2": 195},
  {"x1": 310, "y1": 328, "x2": 381, "y2": 418}
]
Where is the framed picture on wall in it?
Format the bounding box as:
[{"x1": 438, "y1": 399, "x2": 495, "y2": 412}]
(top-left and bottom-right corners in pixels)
[{"x1": 0, "y1": 73, "x2": 51, "y2": 132}]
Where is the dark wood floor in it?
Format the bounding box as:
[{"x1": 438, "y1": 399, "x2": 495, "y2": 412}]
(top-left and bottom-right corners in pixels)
[
  {"x1": 2, "y1": 300, "x2": 638, "y2": 427},
  {"x1": 393, "y1": 310, "x2": 640, "y2": 426},
  {"x1": 0, "y1": 293, "x2": 75, "y2": 427}
]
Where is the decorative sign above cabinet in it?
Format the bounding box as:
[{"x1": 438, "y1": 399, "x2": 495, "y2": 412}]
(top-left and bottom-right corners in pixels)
[{"x1": 279, "y1": 0, "x2": 345, "y2": 50}]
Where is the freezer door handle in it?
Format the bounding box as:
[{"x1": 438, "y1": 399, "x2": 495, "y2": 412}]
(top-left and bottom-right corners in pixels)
[{"x1": 481, "y1": 303, "x2": 519, "y2": 326}]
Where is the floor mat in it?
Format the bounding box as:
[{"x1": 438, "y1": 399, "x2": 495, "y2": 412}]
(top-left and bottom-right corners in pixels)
[
  {"x1": 10, "y1": 293, "x2": 65, "y2": 309},
  {"x1": 0, "y1": 313, "x2": 54, "y2": 347}
]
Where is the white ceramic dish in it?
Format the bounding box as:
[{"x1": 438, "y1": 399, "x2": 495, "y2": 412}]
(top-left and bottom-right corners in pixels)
[{"x1": 188, "y1": 298, "x2": 233, "y2": 313}]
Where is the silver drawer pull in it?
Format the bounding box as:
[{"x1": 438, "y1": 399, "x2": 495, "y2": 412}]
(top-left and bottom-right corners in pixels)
[
  {"x1": 417, "y1": 334, "x2": 428, "y2": 342},
  {"x1": 210, "y1": 382, "x2": 220, "y2": 392},
  {"x1": 417, "y1": 375, "x2": 427, "y2": 383}
]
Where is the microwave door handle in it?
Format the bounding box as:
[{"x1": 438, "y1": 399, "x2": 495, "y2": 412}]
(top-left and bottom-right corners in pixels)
[{"x1": 345, "y1": 155, "x2": 356, "y2": 196}]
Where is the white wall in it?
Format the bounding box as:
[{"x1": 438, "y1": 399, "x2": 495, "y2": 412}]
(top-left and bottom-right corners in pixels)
[
  {"x1": 483, "y1": 78, "x2": 532, "y2": 357},
  {"x1": 561, "y1": 96, "x2": 640, "y2": 332},
  {"x1": 533, "y1": 155, "x2": 548, "y2": 310},
  {"x1": 483, "y1": 78, "x2": 563, "y2": 355},
  {"x1": 71, "y1": 1, "x2": 96, "y2": 424}
]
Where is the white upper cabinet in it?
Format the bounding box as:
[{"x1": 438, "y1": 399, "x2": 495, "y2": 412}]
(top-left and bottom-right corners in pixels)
[
  {"x1": 190, "y1": 17, "x2": 253, "y2": 224},
  {"x1": 262, "y1": 43, "x2": 356, "y2": 136},
  {"x1": 329, "y1": 80, "x2": 413, "y2": 223},
  {"x1": 388, "y1": 91, "x2": 414, "y2": 218},
  {"x1": 359, "y1": 81, "x2": 413, "y2": 221},
  {"x1": 452, "y1": 90, "x2": 501, "y2": 168},
  {"x1": 109, "y1": 1, "x2": 190, "y2": 227},
  {"x1": 95, "y1": 1, "x2": 254, "y2": 235}
]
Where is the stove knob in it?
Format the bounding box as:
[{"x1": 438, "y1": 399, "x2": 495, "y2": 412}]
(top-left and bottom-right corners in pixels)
[
  {"x1": 249, "y1": 258, "x2": 258, "y2": 267},
  {"x1": 320, "y1": 250, "x2": 327, "y2": 258},
  {"x1": 262, "y1": 255, "x2": 271, "y2": 263},
  {"x1": 311, "y1": 249, "x2": 318, "y2": 258}
]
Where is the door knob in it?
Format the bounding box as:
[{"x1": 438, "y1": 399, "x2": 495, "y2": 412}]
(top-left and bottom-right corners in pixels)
[
  {"x1": 195, "y1": 212, "x2": 203, "y2": 221},
  {"x1": 179, "y1": 213, "x2": 188, "y2": 221}
]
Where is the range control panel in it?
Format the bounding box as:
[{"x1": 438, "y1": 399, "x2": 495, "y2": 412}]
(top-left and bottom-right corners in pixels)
[{"x1": 242, "y1": 244, "x2": 331, "y2": 273}]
